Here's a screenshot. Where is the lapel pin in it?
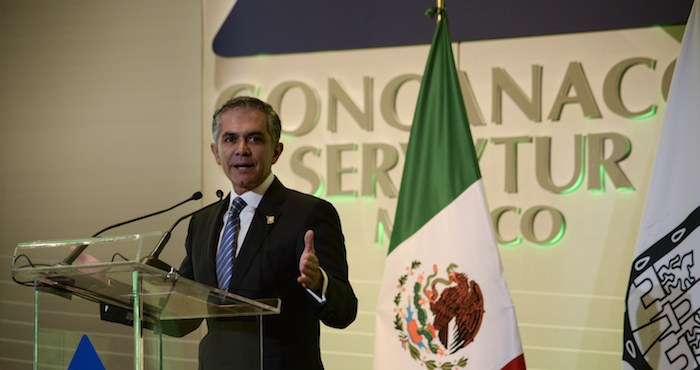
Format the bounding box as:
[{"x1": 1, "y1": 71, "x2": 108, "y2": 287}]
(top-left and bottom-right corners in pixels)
[{"x1": 266, "y1": 215, "x2": 275, "y2": 224}]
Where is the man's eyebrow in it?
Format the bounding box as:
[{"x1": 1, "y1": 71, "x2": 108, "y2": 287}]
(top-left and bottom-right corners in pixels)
[
  {"x1": 221, "y1": 130, "x2": 264, "y2": 136},
  {"x1": 220, "y1": 130, "x2": 267, "y2": 140}
]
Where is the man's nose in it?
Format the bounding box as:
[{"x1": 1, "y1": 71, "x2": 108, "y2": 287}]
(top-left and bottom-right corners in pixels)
[{"x1": 233, "y1": 140, "x2": 251, "y2": 155}]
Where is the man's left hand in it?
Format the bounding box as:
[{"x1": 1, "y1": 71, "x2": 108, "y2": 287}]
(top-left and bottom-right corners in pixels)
[{"x1": 297, "y1": 229, "x2": 323, "y2": 293}]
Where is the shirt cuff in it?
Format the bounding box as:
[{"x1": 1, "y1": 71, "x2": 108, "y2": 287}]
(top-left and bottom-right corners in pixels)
[{"x1": 306, "y1": 267, "x2": 328, "y2": 304}]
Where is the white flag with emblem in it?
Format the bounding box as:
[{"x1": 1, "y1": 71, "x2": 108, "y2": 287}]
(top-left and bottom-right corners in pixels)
[{"x1": 622, "y1": 1, "x2": 700, "y2": 369}]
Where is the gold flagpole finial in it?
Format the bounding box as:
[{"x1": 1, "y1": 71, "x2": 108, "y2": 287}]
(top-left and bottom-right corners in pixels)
[{"x1": 436, "y1": 0, "x2": 445, "y2": 22}]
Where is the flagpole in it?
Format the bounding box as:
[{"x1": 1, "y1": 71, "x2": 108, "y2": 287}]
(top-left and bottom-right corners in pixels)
[{"x1": 436, "y1": 0, "x2": 444, "y2": 22}]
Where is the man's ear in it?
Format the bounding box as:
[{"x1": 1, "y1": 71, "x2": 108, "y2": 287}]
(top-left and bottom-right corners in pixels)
[
  {"x1": 210, "y1": 142, "x2": 222, "y2": 165},
  {"x1": 271, "y1": 142, "x2": 284, "y2": 164}
]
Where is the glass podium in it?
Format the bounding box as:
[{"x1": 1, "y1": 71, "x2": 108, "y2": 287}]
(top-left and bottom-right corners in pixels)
[{"x1": 11, "y1": 232, "x2": 281, "y2": 370}]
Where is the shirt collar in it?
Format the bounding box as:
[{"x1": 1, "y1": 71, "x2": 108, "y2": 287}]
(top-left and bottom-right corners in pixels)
[{"x1": 228, "y1": 173, "x2": 275, "y2": 209}]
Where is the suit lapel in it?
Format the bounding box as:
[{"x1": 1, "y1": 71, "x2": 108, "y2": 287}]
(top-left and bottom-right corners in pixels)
[{"x1": 229, "y1": 178, "x2": 286, "y2": 291}]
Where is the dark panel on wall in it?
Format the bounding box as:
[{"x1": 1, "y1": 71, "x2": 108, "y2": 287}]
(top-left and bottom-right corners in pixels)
[{"x1": 213, "y1": 0, "x2": 694, "y2": 57}]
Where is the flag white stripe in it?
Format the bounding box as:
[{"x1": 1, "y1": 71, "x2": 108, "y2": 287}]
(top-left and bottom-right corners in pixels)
[{"x1": 375, "y1": 180, "x2": 523, "y2": 370}]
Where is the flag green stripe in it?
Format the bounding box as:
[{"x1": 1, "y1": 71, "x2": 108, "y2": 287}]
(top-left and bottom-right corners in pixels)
[{"x1": 388, "y1": 11, "x2": 481, "y2": 254}]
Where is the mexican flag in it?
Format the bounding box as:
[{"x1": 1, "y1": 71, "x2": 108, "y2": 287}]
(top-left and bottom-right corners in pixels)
[
  {"x1": 622, "y1": 1, "x2": 700, "y2": 369},
  {"x1": 373, "y1": 8, "x2": 526, "y2": 370}
]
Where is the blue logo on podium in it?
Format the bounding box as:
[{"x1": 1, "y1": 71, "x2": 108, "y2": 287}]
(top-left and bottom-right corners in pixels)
[{"x1": 68, "y1": 335, "x2": 105, "y2": 370}]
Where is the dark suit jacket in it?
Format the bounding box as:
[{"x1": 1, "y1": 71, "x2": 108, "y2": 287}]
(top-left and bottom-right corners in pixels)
[{"x1": 174, "y1": 178, "x2": 357, "y2": 370}]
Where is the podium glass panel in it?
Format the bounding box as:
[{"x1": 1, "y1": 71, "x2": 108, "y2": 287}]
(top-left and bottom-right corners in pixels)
[
  {"x1": 12, "y1": 233, "x2": 281, "y2": 370},
  {"x1": 31, "y1": 287, "x2": 167, "y2": 370}
]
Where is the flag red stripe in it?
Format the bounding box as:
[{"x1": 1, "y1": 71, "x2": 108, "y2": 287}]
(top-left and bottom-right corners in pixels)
[{"x1": 502, "y1": 354, "x2": 526, "y2": 370}]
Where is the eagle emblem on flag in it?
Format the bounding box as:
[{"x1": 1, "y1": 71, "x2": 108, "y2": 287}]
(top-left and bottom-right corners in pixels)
[{"x1": 392, "y1": 261, "x2": 485, "y2": 369}]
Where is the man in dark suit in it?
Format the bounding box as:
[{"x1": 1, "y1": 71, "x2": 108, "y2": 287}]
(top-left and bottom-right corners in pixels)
[{"x1": 176, "y1": 96, "x2": 357, "y2": 369}]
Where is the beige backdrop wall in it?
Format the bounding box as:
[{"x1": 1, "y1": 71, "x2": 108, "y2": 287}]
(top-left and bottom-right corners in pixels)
[
  {"x1": 205, "y1": 2, "x2": 682, "y2": 370},
  {"x1": 0, "y1": 1, "x2": 203, "y2": 369}
]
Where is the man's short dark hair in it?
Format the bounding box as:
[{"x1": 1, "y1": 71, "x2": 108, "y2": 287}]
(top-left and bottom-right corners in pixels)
[{"x1": 212, "y1": 96, "x2": 282, "y2": 145}]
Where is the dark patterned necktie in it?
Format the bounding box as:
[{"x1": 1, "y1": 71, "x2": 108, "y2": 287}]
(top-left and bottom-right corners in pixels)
[{"x1": 216, "y1": 197, "x2": 247, "y2": 290}]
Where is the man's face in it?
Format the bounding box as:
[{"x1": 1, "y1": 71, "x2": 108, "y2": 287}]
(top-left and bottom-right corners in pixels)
[{"x1": 211, "y1": 108, "x2": 283, "y2": 194}]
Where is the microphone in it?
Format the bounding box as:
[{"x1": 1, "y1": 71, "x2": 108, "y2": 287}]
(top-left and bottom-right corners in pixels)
[
  {"x1": 93, "y1": 192, "x2": 203, "y2": 237},
  {"x1": 59, "y1": 192, "x2": 203, "y2": 266},
  {"x1": 142, "y1": 190, "x2": 225, "y2": 272}
]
